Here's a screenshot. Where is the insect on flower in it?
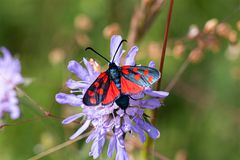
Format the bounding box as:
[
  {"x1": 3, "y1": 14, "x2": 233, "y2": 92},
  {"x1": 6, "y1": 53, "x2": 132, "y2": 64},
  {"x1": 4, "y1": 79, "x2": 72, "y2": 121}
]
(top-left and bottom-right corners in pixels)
[
  {"x1": 56, "y1": 35, "x2": 169, "y2": 159},
  {"x1": 83, "y1": 40, "x2": 160, "y2": 110}
]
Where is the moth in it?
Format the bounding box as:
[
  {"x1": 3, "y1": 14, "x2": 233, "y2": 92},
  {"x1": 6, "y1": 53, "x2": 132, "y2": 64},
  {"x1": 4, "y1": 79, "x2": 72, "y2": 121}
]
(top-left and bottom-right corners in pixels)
[{"x1": 83, "y1": 40, "x2": 160, "y2": 110}]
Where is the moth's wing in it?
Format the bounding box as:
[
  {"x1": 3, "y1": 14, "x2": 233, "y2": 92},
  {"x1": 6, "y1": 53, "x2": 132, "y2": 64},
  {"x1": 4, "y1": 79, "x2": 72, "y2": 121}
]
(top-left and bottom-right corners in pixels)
[
  {"x1": 120, "y1": 66, "x2": 160, "y2": 94},
  {"x1": 83, "y1": 72, "x2": 110, "y2": 106},
  {"x1": 102, "y1": 81, "x2": 120, "y2": 105},
  {"x1": 120, "y1": 76, "x2": 144, "y2": 94}
]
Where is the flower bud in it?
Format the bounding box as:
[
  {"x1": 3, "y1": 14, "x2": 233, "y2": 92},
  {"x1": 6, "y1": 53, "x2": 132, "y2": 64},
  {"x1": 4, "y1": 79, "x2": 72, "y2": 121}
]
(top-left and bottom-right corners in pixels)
[
  {"x1": 228, "y1": 30, "x2": 237, "y2": 44},
  {"x1": 74, "y1": 15, "x2": 93, "y2": 31},
  {"x1": 75, "y1": 34, "x2": 91, "y2": 47},
  {"x1": 148, "y1": 42, "x2": 161, "y2": 59},
  {"x1": 188, "y1": 47, "x2": 203, "y2": 63},
  {"x1": 207, "y1": 39, "x2": 219, "y2": 53},
  {"x1": 197, "y1": 38, "x2": 206, "y2": 49},
  {"x1": 216, "y1": 22, "x2": 231, "y2": 38},
  {"x1": 103, "y1": 23, "x2": 121, "y2": 39},
  {"x1": 175, "y1": 150, "x2": 187, "y2": 160},
  {"x1": 225, "y1": 43, "x2": 240, "y2": 61},
  {"x1": 48, "y1": 48, "x2": 66, "y2": 65},
  {"x1": 188, "y1": 25, "x2": 200, "y2": 39},
  {"x1": 173, "y1": 41, "x2": 185, "y2": 58},
  {"x1": 204, "y1": 36, "x2": 219, "y2": 53},
  {"x1": 204, "y1": 18, "x2": 218, "y2": 33},
  {"x1": 89, "y1": 58, "x2": 101, "y2": 72}
]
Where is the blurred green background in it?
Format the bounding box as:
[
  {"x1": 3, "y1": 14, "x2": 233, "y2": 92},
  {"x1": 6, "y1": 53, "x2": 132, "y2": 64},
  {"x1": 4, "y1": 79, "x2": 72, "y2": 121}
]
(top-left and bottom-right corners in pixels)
[{"x1": 0, "y1": 0, "x2": 240, "y2": 159}]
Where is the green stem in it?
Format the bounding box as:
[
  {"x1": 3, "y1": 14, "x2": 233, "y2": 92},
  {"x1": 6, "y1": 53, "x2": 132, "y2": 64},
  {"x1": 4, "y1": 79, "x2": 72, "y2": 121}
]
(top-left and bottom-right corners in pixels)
[{"x1": 28, "y1": 132, "x2": 91, "y2": 160}]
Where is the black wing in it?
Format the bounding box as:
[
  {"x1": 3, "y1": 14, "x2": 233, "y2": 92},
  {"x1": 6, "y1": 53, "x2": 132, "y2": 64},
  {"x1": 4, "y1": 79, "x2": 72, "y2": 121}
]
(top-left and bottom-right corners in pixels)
[
  {"x1": 121, "y1": 65, "x2": 160, "y2": 87},
  {"x1": 83, "y1": 72, "x2": 110, "y2": 106}
]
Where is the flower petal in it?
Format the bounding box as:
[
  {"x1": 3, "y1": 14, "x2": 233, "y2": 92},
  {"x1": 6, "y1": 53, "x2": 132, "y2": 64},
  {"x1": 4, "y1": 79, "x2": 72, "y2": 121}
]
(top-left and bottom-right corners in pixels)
[
  {"x1": 148, "y1": 61, "x2": 156, "y2": 68},
  {"x1": 107, "y1": 135, "x2": 116, "y2": 158},
  {"x1": 55, "y1": 93, "x2": 83, "y2": 106},
  {"x1": 89, "y1": 131, "x2": 106, "y2": 159},
  {"x1": 114, "y1": 127, "x2": 124, "y2": 138},
  {"x1": 135, "y1": 118, "x2": 160, "y2": 140},
  {"x1": 67, "y1": 60, "x2": 89, "y2": 81},
  {"x1": 70, "y1": 119, "x2": 91, "y2": 140},
  {"x1": 86, "y1": 130, "x2": 99, "y2": 143},
  {"x1": 116, "y1": 136, "x2": 129, "y2": 160},
  {"x1": 116, "y1": 109, "x2": 124, "y2": 117},
  {"x1": 114, "y1": 116, "x2": 121, "y2": 129},
  {"x1": 116, "y1": 133, "x2": 125, "y2": 148},
  {"x1": 122, "y1": 115, "x2": 131, "y2": 132},
  {"x1": 125, "y1": 107, "x2": 138, "y2": 116},
  {"x1": 0, "y1": 47, "x2": 12, "y2": 61},
  {"x1": 139, "y1": 98, "x2": 161, "y2": 109},
  {"x1": 131, "y1": 124, "x2": 146, "y2": 143},
  {"x1": 62, "y1": 113, "x2": 84, "y2": 124},
  {"x1": 83, "y1": 58, "x2": 94, "y2": 76},
  {"x1": 124, "y1": 46, "x2": 138, "y2": 65},
  {"x1": 110, "y1": 35, "x2": 123, "y2": 65},
  {"x1": 129, "y1": 92, "x2": 145, "y2": 99},
  {"x1": 9, "y1": 105, "x2": 20, "y2": 119},
  {"x1": 66, "y1": 79, "x2": 89, "y2": 89},
  {"x1": 144, "y1": 89, "x2": 169, "y2": 98}
]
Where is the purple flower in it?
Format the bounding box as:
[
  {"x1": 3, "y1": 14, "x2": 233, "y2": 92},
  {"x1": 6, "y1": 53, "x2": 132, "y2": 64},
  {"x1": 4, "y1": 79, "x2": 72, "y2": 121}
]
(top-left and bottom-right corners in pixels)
[
  {"x1": 0, "y1": 47, "x2": 24, "y2": 119},
  {"x1": 56, "y1": 35, "x2": 169, "y2": 160}
]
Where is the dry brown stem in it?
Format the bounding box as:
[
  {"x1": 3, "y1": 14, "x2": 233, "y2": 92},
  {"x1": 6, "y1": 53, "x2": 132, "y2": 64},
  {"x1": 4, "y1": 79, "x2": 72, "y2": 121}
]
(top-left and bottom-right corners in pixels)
[{"x1": 128, "y1": 0, "x2": 165, "y2": 46}]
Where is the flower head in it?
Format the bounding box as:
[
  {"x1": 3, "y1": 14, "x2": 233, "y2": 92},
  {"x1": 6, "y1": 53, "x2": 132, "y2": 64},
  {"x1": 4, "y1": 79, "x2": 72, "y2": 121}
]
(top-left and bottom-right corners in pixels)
[
  {"x1": 0, "y1": 47, "x2": 24, "y2": 119},
  {"x1": 56, "y1": 35, "x2": 169, "y2": 160}
]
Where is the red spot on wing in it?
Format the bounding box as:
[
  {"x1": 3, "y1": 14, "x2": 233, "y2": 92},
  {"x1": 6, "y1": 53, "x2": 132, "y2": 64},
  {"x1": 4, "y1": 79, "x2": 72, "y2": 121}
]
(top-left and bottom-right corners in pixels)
[
  {"x1": 134, "y1": 74, "x2": 141, "y2": 80},
  {"x1": 144, "y1": 69, "x2": 149, "y2": 75},
  {"x1": 88, "y1": 90, "x2": 94, "y2": 96},
  {"x1": 121, "y1": 77, "x2": 144, "y2": 94},
  {"x1": 133, "y1": 67, "x2": 138, "y2": 72},
  {"x1": 90, "y1": 98, "x2": 96, "y2": 104},
  {"x1": 122, "y1": 66, "x2": 130, "y2": 69},
  {"x1": 103, "y1": 76, "x2": 108, "y2": 83},
  {"x1": 148, "y1": 76, "x2": 153, "y2": 83},
  {"x1": 102, "y1": 81, "x2": 120, "y2": 105},
  {"x1": 97, "y1": 88, "x2": 104, "y2": 95},
  {"x1": 122, "y1": 69, "x2": 129, "y2": 75},
  {"x1": 94, "y1": 82, "x2": 100, "y2": 88},
  {"x1": 98, "y1": 72, "x2": 106, "y2": 78}
]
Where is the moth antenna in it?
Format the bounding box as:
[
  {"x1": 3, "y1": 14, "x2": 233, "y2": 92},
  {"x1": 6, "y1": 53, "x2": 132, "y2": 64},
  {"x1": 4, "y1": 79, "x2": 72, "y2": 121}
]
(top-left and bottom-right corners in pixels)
[
  {"x1": 112, "y1": 39, "x2": 127, "y2": 63},
  {"x1": 85, "y1": 47, "x2": 111, "y2": 63}
]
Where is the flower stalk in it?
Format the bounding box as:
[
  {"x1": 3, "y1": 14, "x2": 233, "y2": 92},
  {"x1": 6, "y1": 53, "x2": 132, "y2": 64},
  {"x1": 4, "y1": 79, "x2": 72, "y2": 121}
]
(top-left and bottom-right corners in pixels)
[{"x1": 146, "y1": 0, "x2": 174, "y2": 158}]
